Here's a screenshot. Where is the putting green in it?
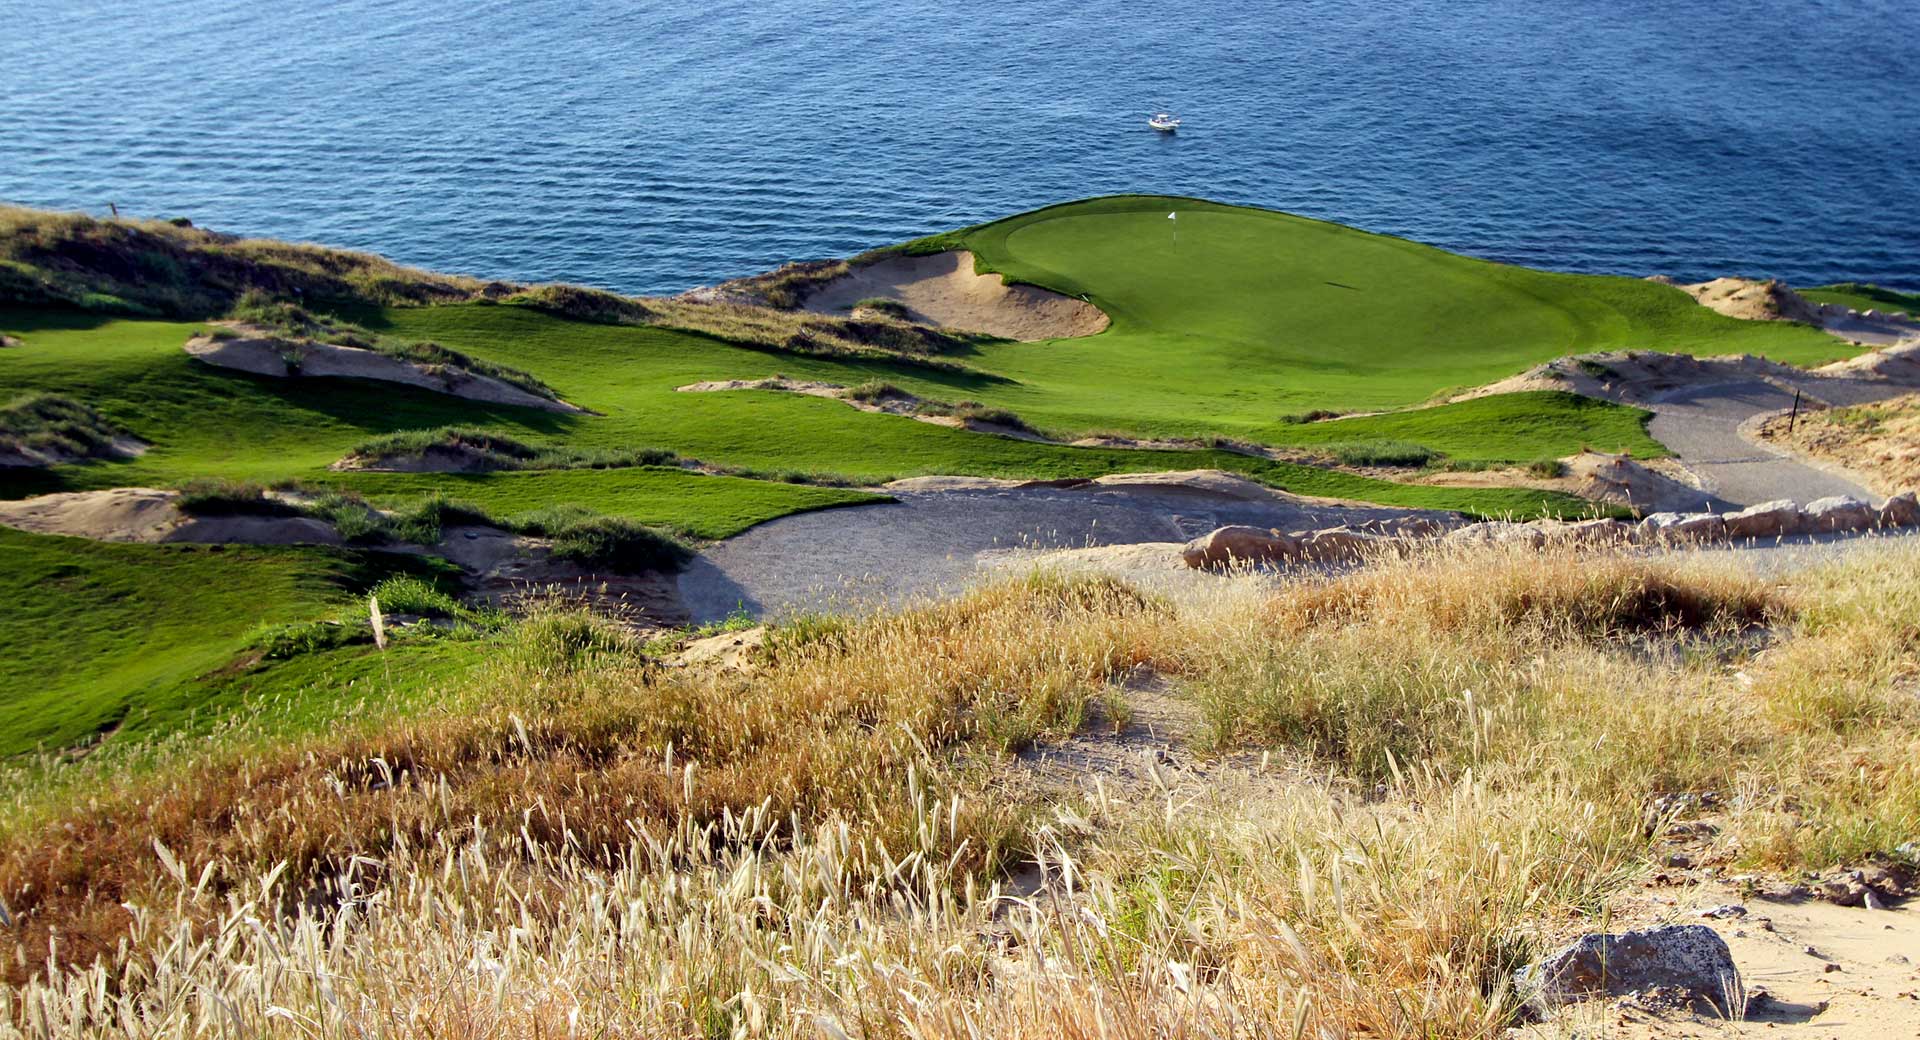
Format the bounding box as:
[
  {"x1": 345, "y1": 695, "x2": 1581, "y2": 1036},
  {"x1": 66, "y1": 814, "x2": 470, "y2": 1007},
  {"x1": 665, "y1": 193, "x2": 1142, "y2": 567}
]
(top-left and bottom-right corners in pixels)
[{"x1": 934, "y1": 197, "x2": 1845, "y2": 438}]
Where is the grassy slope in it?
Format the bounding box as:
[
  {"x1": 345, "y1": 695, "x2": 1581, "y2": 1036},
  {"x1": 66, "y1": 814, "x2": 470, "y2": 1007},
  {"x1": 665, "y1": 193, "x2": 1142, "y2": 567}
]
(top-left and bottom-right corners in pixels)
[
  {"x1": 0, "y1": 311, "x2": 883, "y2": 537},
  {"x1": 937, "y1": 196, "x2": 1845, "y2": 438},
  {"x1": 0, "y1": 308, "x2": 1602, "y2": 518},
  {"x1": 0, "y1": 527, "x2": 474, "y2": 755},
  {"x1": 1799, "y1": 282, "x2": 1920, "y2": 317}
]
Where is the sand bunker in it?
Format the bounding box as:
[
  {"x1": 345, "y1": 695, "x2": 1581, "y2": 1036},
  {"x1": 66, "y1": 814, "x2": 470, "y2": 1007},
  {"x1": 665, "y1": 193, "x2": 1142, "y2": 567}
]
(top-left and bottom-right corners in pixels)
[
  {"x1": 185, "y1": 329, "x2": 583, "y2": 414},
  {"x1": 0, "y1": 488, "x2": 340, "y2": 545},
  {"x1": 801, "y1": 251, "x2": 1109, "y2": 341}
]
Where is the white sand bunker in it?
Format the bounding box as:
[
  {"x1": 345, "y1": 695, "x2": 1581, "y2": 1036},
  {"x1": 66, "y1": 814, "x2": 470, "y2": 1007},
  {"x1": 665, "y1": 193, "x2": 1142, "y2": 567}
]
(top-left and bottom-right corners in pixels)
[
  {"x1": 802, "y1": 251, "x2": 1109, "y2": 342},
  {"x1": 185, "y1": 326, "x2": 583, "y2": 414},
  {"x1": 0, "y1": 488, "x2": 340, "y2": 545}
]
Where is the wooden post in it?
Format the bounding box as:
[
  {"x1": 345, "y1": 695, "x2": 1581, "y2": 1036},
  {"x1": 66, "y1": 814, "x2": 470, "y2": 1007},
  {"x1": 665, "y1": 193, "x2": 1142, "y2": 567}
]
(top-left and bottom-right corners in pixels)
[
  {"x1": 107, "y1": 202, "x2": 118, "y2": 217},
  {"x1": 1788, "y1": 388, "x2": 1801, "y2": 432}
]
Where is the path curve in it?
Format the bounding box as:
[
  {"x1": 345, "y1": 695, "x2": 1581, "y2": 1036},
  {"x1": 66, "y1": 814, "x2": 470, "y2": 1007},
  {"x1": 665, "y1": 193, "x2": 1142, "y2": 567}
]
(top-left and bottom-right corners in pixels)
[
  {"x1": 1645, "y1": 380, "x2": 1875, "y2": 508},
  {"x1": 676, "y1": 481, "x2": 1451, "y2": 623}
]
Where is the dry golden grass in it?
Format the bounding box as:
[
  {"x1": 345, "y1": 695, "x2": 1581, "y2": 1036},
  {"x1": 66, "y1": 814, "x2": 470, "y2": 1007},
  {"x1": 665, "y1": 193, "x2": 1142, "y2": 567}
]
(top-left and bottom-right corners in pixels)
[
  {"x1": 2, "y1": 544, "x2": 1917, "y2": 1037},
  {"x1": 1759, "y1": 392, "x2": 1920, "y2": 497}
]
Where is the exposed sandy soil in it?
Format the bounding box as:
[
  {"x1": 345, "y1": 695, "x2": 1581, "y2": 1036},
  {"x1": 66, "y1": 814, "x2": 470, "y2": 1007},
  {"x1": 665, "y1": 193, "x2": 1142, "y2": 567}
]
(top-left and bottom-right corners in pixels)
[
  {"x1": 1757, "y1": 393, "x2": 1920, "y2": 497},
  {"x1": 801, "y1": 250, "x2": 1109, "y2": 341},
  {"x1": 185, "y1": 327, "x2": 583, "y2": 414},
  {"x1": 0, "y1": 487, "x2": 342, "y2": 545},
  {"x1": 1673, "y1": 277, "x2": 1825, "y2": 324},
  {"x1": 331, "y1": 443, "x2": 503, "y2": 473},
  {"x1": 1516, "y1": 876, "x2": 1920, "y2": 1038},
  {"x1": 1564, "y1": 451, "x2": 1714, "y2": 513}
]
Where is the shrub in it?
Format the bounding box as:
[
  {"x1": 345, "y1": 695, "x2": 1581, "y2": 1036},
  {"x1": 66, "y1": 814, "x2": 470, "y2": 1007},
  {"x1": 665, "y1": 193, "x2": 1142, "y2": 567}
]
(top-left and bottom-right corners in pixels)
[
  {"x1": 343, "y1": 427, "x2": 682, "y2": 471},
  {"x1": 1281, "y1": 409, "x2": 1342, "y2": 424},
  {"x1": 369, "y1": 575, "x2": 464, "y2": 619},
  {"x1": 0, "y1": 393, "x2": 131, "y2": 462},
  {"x1": 505, "y1": 284, "x2": 654, "y2": 325},
  {"x1": 386, "y1": 493, "x2": 496, "y2": 545},
  {"x1": 845, "y1": 380, "x2": 905, "y2": 403},
  {"x1": 1526, "y1": 458, "x2": 1567, "y2": 479},
  {"x1": 174, "y1": 478, "x2": 301, "y2": 517},
  {"x1": 1326, "y1": 439, "x2": 1440, "y2": 467},
  {"x1": 302, "y1": 490, "x2": 391, "y2": 543},
  {"x1": 545, "y1": 515, "x2": 693, "y2": 574},
  {"x1": 852, "y1": 297, "x2": 910, "y2": 319}
]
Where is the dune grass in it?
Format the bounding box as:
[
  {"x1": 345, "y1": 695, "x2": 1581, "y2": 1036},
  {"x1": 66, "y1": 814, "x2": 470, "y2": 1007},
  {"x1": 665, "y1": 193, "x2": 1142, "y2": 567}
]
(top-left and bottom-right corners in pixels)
[
  {"x1": 1, "y1": 541, "x2": 1915, "y2": 1033},
  {"x1": 340, "y1": 425, "x2": 685, "y2": 471},
  {"x1": 0, "y1": 392, "x2": 132, "y2": 464}
]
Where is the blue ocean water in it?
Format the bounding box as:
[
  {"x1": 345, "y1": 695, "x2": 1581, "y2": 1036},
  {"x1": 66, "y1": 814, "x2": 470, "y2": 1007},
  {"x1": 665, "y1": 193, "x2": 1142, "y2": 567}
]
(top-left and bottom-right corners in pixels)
[{"x1": 3, "y1": 1, "x2": 1917, "y2": 296}]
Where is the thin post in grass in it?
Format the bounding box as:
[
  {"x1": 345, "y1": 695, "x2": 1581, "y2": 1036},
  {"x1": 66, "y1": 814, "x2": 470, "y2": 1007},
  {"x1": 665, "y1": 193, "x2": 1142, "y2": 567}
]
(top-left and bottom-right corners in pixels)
[{"x1": 370, "y1": 593, "x2": 396, "y2": 692}]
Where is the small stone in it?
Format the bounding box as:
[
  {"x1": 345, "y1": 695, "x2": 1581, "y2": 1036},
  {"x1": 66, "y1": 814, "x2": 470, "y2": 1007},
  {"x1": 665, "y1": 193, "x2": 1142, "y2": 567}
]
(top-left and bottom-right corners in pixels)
[
  {"x1": 1699, "y1": 904, "x2": 1747, "y2": 919},
  {"x1": 1865, "y1": 890, "x2": 1888, "y2": 911},
  {"x1": 1666, "y1": 853, "x2": 1695, "y2": 869},
  {"x1": 1824, "y1": 962, "x2": 1843, "y2": 974},
  {"x1": 1516, "y1": 924, "x2": 1742, "y2": 1013}
]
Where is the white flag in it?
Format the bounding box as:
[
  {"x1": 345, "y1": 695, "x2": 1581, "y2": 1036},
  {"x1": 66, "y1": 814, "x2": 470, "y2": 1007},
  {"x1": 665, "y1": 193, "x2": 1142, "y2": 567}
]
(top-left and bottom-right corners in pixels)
[{"x1": 1168, "y1": 212, "x2": 1177, "y2": 220}]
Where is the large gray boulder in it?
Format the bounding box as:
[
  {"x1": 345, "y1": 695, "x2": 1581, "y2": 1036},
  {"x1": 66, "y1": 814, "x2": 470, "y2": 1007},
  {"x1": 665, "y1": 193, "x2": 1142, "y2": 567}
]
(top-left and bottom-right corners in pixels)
[
  {"x1": 1516, "y1": 924, "x2": 1741, "y2": 1014},
  {"x1": 1180, "y1": 526, "x2": 1298, "y2": 569},
  {"x1": 1879, "y1": 490, "x2": 1919, "y2": 528},
  {"x1": 1724, "y1": 499, "x2": 1804, "y2": 539},
  {"x1": 1805, "y1": 495, "x2": 1875, "y2": 533}
]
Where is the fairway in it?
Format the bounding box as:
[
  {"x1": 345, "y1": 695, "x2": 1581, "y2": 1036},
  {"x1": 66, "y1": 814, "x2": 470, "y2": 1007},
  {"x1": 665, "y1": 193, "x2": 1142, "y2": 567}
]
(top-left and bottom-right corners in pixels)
[{"x1": 0, "y1": 305, "x2": 1626, "y2": 524}]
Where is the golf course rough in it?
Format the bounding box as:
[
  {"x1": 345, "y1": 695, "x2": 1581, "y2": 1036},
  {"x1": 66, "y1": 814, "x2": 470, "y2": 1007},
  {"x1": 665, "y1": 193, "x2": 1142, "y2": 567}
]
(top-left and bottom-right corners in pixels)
[{"x1": 0, "y1": 196, "x2": 1873, "y2": 755}]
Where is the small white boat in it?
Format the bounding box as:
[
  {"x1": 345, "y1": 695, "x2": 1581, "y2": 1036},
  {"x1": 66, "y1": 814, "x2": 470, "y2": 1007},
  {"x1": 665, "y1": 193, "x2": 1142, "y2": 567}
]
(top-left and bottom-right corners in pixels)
[{"x1": 1148, "y1": 112, "x2": 1181, "y2": 132}]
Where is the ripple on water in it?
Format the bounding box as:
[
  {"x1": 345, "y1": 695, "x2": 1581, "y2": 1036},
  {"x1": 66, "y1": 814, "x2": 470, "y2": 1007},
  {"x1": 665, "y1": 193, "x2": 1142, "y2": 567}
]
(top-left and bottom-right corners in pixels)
[{"x1": 2, "y1": 0, "x2": 1916, "y2": 294}]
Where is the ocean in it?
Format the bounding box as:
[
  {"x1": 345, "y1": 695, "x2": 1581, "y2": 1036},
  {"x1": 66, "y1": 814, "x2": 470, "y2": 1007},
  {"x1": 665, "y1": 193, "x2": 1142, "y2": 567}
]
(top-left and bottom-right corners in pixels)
[{"x1": 3, "y1": 0, "x2": 1917, "y2": 295}]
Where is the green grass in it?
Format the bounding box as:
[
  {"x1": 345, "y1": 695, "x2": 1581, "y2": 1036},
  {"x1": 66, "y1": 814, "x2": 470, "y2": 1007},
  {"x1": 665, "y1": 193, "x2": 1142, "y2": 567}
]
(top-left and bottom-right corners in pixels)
[
  {"x1": 0, "y1": 527, "x2": 472, "y2": 755},
  {"x1": 3, "y1": 195, "x2": 1849, "y2": 539},
  {"x1": 0, "y1": 306, "x2": 1604, "y2": 521},
  {"x1": 915, "y1": 195, "x2": 1845, "y2": 431},
  {"x1": 1799, "y1": 282, "x2": 1920, "y2": 318}
]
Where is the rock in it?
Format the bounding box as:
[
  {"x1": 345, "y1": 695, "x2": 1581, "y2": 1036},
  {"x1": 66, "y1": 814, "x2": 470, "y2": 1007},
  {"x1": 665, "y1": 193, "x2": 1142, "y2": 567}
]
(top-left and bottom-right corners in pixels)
[
  {"x1": 1879, "y1": 491, "x2": 1919, "y2": 528},
  {"x1": 1639, "y1": 512, "x2": 1685, "y2": 537},
  {"x1": 1445, "y1": 521, "x2": 1544, "y2": 547},
  {"x1": 1724, "y1": 499, "x2": 1805, "y2": 539},
  {"x1": 1556, "y1": 518, "x2": 1635, "y2": 546},
  {"x1": 1665, "y1": 513, "x2": 1728, "y2": 543},
  {"x1": 1640, "y1": 511, "x2": 1726, "y2": 543},
  {"x1": 1698, "y1": 904, "x2": 1747, "y2": 920},
  {"x1": 1805, "y1": 495, "x2": 1875, "y2": 534},
  {"x1": 1296, "y1": 527, "x2": 1393, "y2": 562},
  {"x1": 674, "y1": 626, "x2": 767, "y2": 673},
  {"x1": 1517, "y1": 924, "x2": 1742, "y2": 1014},
  {"x1": 1180, "y1": 526, "x2": 1299, "y2": 569}
]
